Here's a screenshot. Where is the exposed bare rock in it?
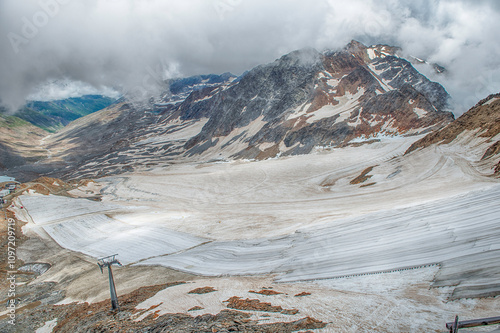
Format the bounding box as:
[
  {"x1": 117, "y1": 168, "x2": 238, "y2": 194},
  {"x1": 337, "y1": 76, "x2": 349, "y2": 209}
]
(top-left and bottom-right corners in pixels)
[
  {"x1": 224, "y1": 296, "x2": 300, "y2": 316},
  {"x1": 280, "y1": 309, "x2": 300, "y2": 315},
  {"x1": 405, "y1": 93, "x2": 500, "y2": 176},
  {"x1": 406, "y1": 93, "x2": 500, "y2": 154},
  {"x1": 188, "y1": 286, "x2": 217, "y2": 294},
  {"x1": 482, "y1": 140, "x2": 500, "y2": 160},
  {"x1": 2, "y1": 282, "x2": 326, "y2": 333},
  {"x1": 294, "y1": 292, "x2": 312, "y2": 297},
  {"x1": 249, "y1": 289, "x2": 283, "y2": 296},
  {"x1": 183, "y1": 41, "x2": 452, "y2": 159},
  {"x1": 350, "y1": 165, "x2": 377, "y2": 185},
  {"x1": 187, "y1": 306, "x2": 204, "y2": 311},
  {"x1": 225, "y1": 296, "x2": 284, "y2": 312}
]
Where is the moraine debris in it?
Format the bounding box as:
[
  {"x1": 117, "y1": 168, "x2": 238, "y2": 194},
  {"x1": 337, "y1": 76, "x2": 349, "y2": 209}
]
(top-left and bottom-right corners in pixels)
[{"x1": 188, "y1": 286, "x2": 217, "y2": 294}]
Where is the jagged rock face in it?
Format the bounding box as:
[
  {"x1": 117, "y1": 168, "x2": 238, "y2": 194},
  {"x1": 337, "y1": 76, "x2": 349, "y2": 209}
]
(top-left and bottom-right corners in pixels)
[
  {"x1": 158, "y1": 73, "x2": 237, "y2": 114},
  {"x1": 175, "y1": 41, "x2": 453, "y2": 159},
  {"x1": 183, "y1": 49, "x2": 323, "y2": 148}
]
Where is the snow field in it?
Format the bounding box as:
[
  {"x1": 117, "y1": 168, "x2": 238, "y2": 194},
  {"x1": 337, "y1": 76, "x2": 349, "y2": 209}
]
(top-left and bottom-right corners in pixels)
[
  {"x1": 19, "y1": 196, "x2": 207, "y2": 265},
  {"x1": 136, "y1": 184, "x2": 500, "y2": 292},
  {"x1": 18, "y1": 135, "x2": 500, "y2": 300},
  {"x1": 20, "y1": 194, "x2": 119, "y2": 225}
]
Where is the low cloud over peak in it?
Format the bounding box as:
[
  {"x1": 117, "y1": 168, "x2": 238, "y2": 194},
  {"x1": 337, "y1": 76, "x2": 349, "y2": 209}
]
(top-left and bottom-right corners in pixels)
[{"x1": 1, "y1": 0, "x2": 499, "y2": 115}]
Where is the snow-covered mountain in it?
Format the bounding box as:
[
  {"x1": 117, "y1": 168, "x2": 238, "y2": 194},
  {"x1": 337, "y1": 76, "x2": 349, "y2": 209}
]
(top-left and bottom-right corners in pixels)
[
  {"x1": 176, "y1": 40, "x2": 453, "y2": 159},
  {"x1": 8, "y1": 41, "x2": 455, "y2": 179}
]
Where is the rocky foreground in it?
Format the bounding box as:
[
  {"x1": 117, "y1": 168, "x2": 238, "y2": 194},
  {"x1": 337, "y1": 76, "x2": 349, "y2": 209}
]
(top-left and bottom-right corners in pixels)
[{"x1": 1, "y1": 281, "x2": 325, "y2": 332}]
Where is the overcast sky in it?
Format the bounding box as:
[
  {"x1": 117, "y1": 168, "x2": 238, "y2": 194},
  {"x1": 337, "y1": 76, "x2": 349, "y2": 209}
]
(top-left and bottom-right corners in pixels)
[{"x1": 1, "y1": 0, "x2": 499, "y2": 115}]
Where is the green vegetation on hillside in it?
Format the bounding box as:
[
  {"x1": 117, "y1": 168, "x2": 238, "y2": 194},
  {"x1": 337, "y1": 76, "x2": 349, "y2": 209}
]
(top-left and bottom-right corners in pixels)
[
  {"x1": 0, "y1": 113, "x2": 33, "y2": 129},
  {"x1": 17, "y1": 95, "x2": 117, "y2": 132}
]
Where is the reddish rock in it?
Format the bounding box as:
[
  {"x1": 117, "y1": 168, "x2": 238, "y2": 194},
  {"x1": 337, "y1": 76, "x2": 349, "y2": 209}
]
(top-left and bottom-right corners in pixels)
[
  {"x1": 188, "y1": 286, "x2": 217, "y2": 294},
  {"x1": 249, "y1": 289, "x2": 282, "y2": 296},
  {"x1": 294, "y1": 292, "x2": 312, "y2": 297}
]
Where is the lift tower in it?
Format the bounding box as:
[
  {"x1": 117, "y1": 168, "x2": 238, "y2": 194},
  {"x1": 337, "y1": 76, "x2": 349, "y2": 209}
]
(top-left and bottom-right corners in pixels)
[{"x1": 97, "y1": 254, "x2": 122, "y2": 310}]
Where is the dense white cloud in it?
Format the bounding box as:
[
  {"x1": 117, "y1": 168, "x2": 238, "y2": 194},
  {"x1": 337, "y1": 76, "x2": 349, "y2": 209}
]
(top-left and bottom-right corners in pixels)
[
  {"x1": 27, "y1": 79, "x2": 121, "y2": 101},
  {"x1": 0, "y1": 0, "x2": 499, "y2": 115}
]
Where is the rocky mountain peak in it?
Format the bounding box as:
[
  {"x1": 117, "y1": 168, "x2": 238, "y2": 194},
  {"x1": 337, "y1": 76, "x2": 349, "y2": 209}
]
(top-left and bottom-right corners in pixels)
[
  {"x1": 276, "y1": 47, "x2": 323, "y2": 69},
  {"x1": 16, "y1": 41, "x2": 456, "y2": 179},
  {"x1": 175, "y1": 41, "x2": 454, "y2": 159}
]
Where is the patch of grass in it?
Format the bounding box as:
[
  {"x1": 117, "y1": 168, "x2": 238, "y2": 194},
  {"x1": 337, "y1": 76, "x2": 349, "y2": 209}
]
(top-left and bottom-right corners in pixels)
[{"x1": 0, "y1": 115, "x2": 33, "y2": 128}]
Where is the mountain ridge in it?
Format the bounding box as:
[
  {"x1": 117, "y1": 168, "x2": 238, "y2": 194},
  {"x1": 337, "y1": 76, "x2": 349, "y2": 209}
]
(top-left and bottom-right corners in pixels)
[
  {"x1": 177, "y1": 40, "x2": 453, "y2": 160},
  {"x1": 406, "y1": 92, "x2": 500, "y2": 176},
  {"x1": 2, "y1": 41, "x2": 457, "y2": 180}
]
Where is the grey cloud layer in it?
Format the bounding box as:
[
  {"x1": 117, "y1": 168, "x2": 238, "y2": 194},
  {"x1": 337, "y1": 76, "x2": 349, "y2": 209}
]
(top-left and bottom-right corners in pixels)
[{"x1": 1, "y1": 0, "x2": 499, "y2": 115}]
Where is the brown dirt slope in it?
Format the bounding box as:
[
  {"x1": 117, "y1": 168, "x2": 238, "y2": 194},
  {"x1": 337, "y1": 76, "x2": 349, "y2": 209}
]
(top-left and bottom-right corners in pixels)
[
  {"x1": 14, "y1": 176, "x2": 76, "y2": 197},
  {"x1": 406, "y1": 93, "x2": 500, "y2": 154},
  {"x1": 0, "y1": 114, "x2": 47, "y2": 169}
]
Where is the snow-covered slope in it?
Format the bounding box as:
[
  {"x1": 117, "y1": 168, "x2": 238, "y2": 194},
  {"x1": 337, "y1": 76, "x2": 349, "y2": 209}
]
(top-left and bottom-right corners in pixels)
[
  {"x1": 20, "y1": 194, "x2": 207, "y2": 265},
  {"x1": 18, "y1": 131, "x2": 500, "y2": 300}
]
